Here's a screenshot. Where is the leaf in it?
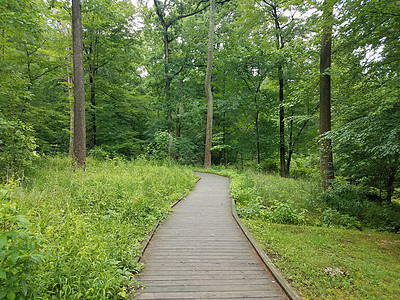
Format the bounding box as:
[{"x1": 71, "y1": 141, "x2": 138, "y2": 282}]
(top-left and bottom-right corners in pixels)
[
  {"x1": 0, "y1": 291, "x2": 6, "y2": 299},
  {"x1": 0, "y1": 235, "x2": 6, "y2": 250},
  {"x1": 21, "y1": 280, "x2": 28, "y2": 296},
  {"x1": 0, "y1": 267, "x2": 6, "y2": 279},
  {"x1": 14, "y1": 215, "x2": 30, "y2": 228},
  {"x1": 7, "y1": 291, "x2": 15, "y2": 300}
]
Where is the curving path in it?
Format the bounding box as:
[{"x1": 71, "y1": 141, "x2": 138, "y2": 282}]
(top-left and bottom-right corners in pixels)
[{"x1": 135, "y1": 172, "x2": 288, "y2": 299}]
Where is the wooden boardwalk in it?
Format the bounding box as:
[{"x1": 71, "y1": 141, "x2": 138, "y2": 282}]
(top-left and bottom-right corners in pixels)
[{"x1": 135, "y1": 172, "x2": 288, "y2": 299}]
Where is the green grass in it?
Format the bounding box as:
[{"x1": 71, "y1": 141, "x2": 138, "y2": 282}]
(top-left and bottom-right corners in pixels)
[
  {"x1": 1, "y1": 156, "x2": 197, "y2": 299},
  {"x1": 245, "y1": 221, "x2": 400, "y2": 299},
  {"x1": 205, "y1": 167, "x2": 400, "y2": 299}
]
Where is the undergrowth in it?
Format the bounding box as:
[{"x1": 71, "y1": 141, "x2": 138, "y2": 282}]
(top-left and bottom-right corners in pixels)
[
  {"x1": 1, "y1": 156, "x2": 197, "y2": 299},
  {"x1": 209, "y1": 167, "x2": 400, "y2": 231},
  {"x1": 204, "y1": 166, "x2": 400, "y2": 299}
]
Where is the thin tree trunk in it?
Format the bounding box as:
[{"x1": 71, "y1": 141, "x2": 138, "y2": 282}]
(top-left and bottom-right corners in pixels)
[
  {"x1": 254, "y1": 83, "x2": 261, "y2": 165},
  {"x1": 176, "y1": 102, "x2": 182, "y2": 137},
  {"x1": 278, "y1": 65, "x2": 286, "y2": 177},
  {"x1": 90, "y1": 72, "x2": 96, "y2": 149},
  {"x1": 204, "y1": 0, "x2": 215, "y2": 169},
  {"x1": 319, "y1": 0, "x2": 334, "y2": 189},
  {"x1": 72, "y1": 0, "x2": 86, "y2": 167},
  {"x1": 286, "y1": 109, "x2": 294, "y2": 175},
  {"x1": 89, "y1": 52, "x2": 97, "y2": 149},
  {"x1": 68, "y1": 70, "x2": 74, "y2": 156},
  {"x1": 223, "y1": 112, "x2": 227, "y2": 166},
  {"x1": 270, "y1": 3, "x2": 286, "y2": 177}
]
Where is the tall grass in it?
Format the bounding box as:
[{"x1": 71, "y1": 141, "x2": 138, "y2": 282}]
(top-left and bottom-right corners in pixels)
[
  {"x1": 222, "y1": 169, "x2": 400, "y2": 231},
  {"x1": 207, "y1": 167, "x2": 400, "y2": 299},
  {"x1": 1, "y1": 156, "x2": 197, "y2": 299}
]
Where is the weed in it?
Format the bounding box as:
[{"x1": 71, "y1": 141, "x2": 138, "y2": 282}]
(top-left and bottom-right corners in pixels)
[{"x1": 1, "y1": 156, "x2": 197, "y2": 299}]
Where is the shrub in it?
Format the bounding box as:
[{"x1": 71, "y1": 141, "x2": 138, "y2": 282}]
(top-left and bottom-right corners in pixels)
[
  {"x1": 0, "y1": 116, "x2": 37, "y2": 181},
  {"x1": 0, "y1": 184, "x2": 43, "y2": 299},
  {"x1": 322, "y1": 183, "x2": 400, "y2": 231}
]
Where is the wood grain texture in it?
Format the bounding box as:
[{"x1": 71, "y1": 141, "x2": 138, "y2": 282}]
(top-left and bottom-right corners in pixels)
[{"x1": 134, "y1": 172, "x2": 288, "y2": 299}]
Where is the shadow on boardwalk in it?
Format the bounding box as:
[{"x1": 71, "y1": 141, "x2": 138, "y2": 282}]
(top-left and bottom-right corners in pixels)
[{"x1": 135, "y1": 172, "x2": 289, "y2": 299}]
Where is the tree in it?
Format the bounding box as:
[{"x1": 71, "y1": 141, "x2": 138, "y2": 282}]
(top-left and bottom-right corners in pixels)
[
  {"x1": 204, "y1": 0, "x2": 216, "y2": 169},
  {"x1": 72, "y1": 0, "x2": 86, "y2": 166},
  {"x1": 319, "y1": 0, "x2": 334, "y2": 190},
  {"x1": 332, "y1": 0, "x2": 400, "y2": 200}
]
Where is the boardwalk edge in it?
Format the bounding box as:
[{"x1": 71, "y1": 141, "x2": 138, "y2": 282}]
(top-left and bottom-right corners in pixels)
[
  {"x1": 231, "y1": 196, "x2": 302, "y2": 300},
  {"x1": 133, "y1": 176, "x2": 201, "y2": 265}
]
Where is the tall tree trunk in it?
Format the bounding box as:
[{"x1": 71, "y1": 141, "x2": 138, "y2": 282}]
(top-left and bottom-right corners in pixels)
[
  {"x1": 278, "y1": 65, "x2": 286, "y2": 177},
  {"x1": 68, "y1": 68, "x2": 74, "y2": 156},
  {"x1": 254, "y1": 82, "x2": 261, "y2": 165},
  {"x1": 223, "y1": 112, "x2": 227, "y2": 166},
  {"x1": 270, "y1": 3, "x2": 286, "y2": 177},
  {"x1": 72, "y1": 0, "x2": 86, "y2": 167},
  {"x1": 163, "y1": 29, "x2": 174, "y2": 157},
  {"x1": 89, "y1": 71, "x2": 96, "y2": 149},
  {"x1": 176, "y1": 102, "x2": 182, "y2": 137},
  {"x1": 286, "y1": 109, "x2": 294, "y2": 175},
  {"x1": 319, "y1": 0, "x2": 334, "y2": 189},
  {"x1": 204, "y1": 0, "x2": 215, "y2": 169}
]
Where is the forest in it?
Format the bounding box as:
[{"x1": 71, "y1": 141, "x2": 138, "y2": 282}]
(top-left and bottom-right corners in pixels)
[
  {"x1": 1, "y1": 0, "x2": 399, "y2": 199},
  {"x1": 1, "y1": 0, "x2": 399, "y2": 299}
]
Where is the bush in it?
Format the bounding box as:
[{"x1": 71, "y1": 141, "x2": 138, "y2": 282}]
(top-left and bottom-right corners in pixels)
[
  {"x1": 0, "y1": 116, "x2": 37, "y2": 181},
  {"x1": 322, "y1": 183, "x2": 400, "y2": 231},
  {"x1": 0, "y1": 184, "x2": 43, "y2": 299}
]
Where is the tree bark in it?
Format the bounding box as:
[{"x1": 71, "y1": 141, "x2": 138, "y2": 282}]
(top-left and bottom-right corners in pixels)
[
  {"x1": 269, "y1": 2, "x2": 286, "y2": 177},
  {"x1": 319, "y1": 0, "x2": 334, "y2": 189},
  {"x1": 176, "y1": 101, "x2": 182, "y2": 137},
  {"x1": 204, "y1": 0, "x2": 215, "y2": 169},
  {"x1": 68, "y1": 68, "x2": 74, "y2": 156},
  {"x1": 254, "y1": 82, "x2": 261, "y2": 165},
  {"x1": 286, "y1": 109, "x2": 294, "y2": 175},
  {"x1": 72, "y1": 0, "x2": 86, "y2": 167},
  {"x1": 278, "y1": 66, "x2": 286, "y2": 177}
]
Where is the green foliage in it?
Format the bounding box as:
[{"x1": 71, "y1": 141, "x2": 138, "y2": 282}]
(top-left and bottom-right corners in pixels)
[
  {"x1": 245, "y1": 221, "x2": 400, "y2": 299},
  {"x1": 322, "y1": 184, "x2": 400, "y2": 231},
  {"x1": 4, "y1": 156, "x2": 197, "y2": 299},
  {"x1": 0, "y1": 184, "x2": 43, "y2": 300},
  {"x1": 0, "y1": 116, "x2": 37, "y2": 181},
  {"x1": 210, "y1": 167, "x2": 400, "y2": 231},
  {"x1": 229, "y1": 170, "x2": 315, "y2": 226}
]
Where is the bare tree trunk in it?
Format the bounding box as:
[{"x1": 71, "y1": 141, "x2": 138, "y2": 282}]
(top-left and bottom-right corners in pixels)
[
  {"x1": 286, "y1": 109, "x2": 294, "y2": 175},
  {"x1": 223, "y1": 112, "x2": 227, "y2": 166},
  {"x1": 319, "y1": 0, "x2": 334, "y2": 189},
  {"x1": 278, "y1": 65, "x2": 286, "y2": 177},
  {"x1": 68, "y1": 69, "x2": 74, "y2": 156},
  {"x1": 270, "y1": 3, "x2": 286, "y2": 177},
  {"x1": 204, "y1": 0, "x2": 215, "y2": 169},
  {"x1": 254, "y1": 83, "x2": 261, "y2": 165},
  {"x1": 72, "y1": 0, "x2": 86, "y2": 167},
  {"x1": 176, "y1": 102, "x2": 182, "y2": 137},
  {"x1": 89, "y1": 58, "x2": 97, "y2": 149}
]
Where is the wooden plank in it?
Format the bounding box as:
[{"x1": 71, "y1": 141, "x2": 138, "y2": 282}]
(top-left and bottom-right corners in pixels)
[
  {"x1": 138, "y1": 284, "x2": 284, "y2": 293},
  {"x1": 138, "y1": 279, "x2": 271, "y2": 286},
  {"x1": 137, "y1": 291, "x2": 284, "y2": 299},
  {"x1": 134, "y1": 173, "x2": 289, "y2": 300}
]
